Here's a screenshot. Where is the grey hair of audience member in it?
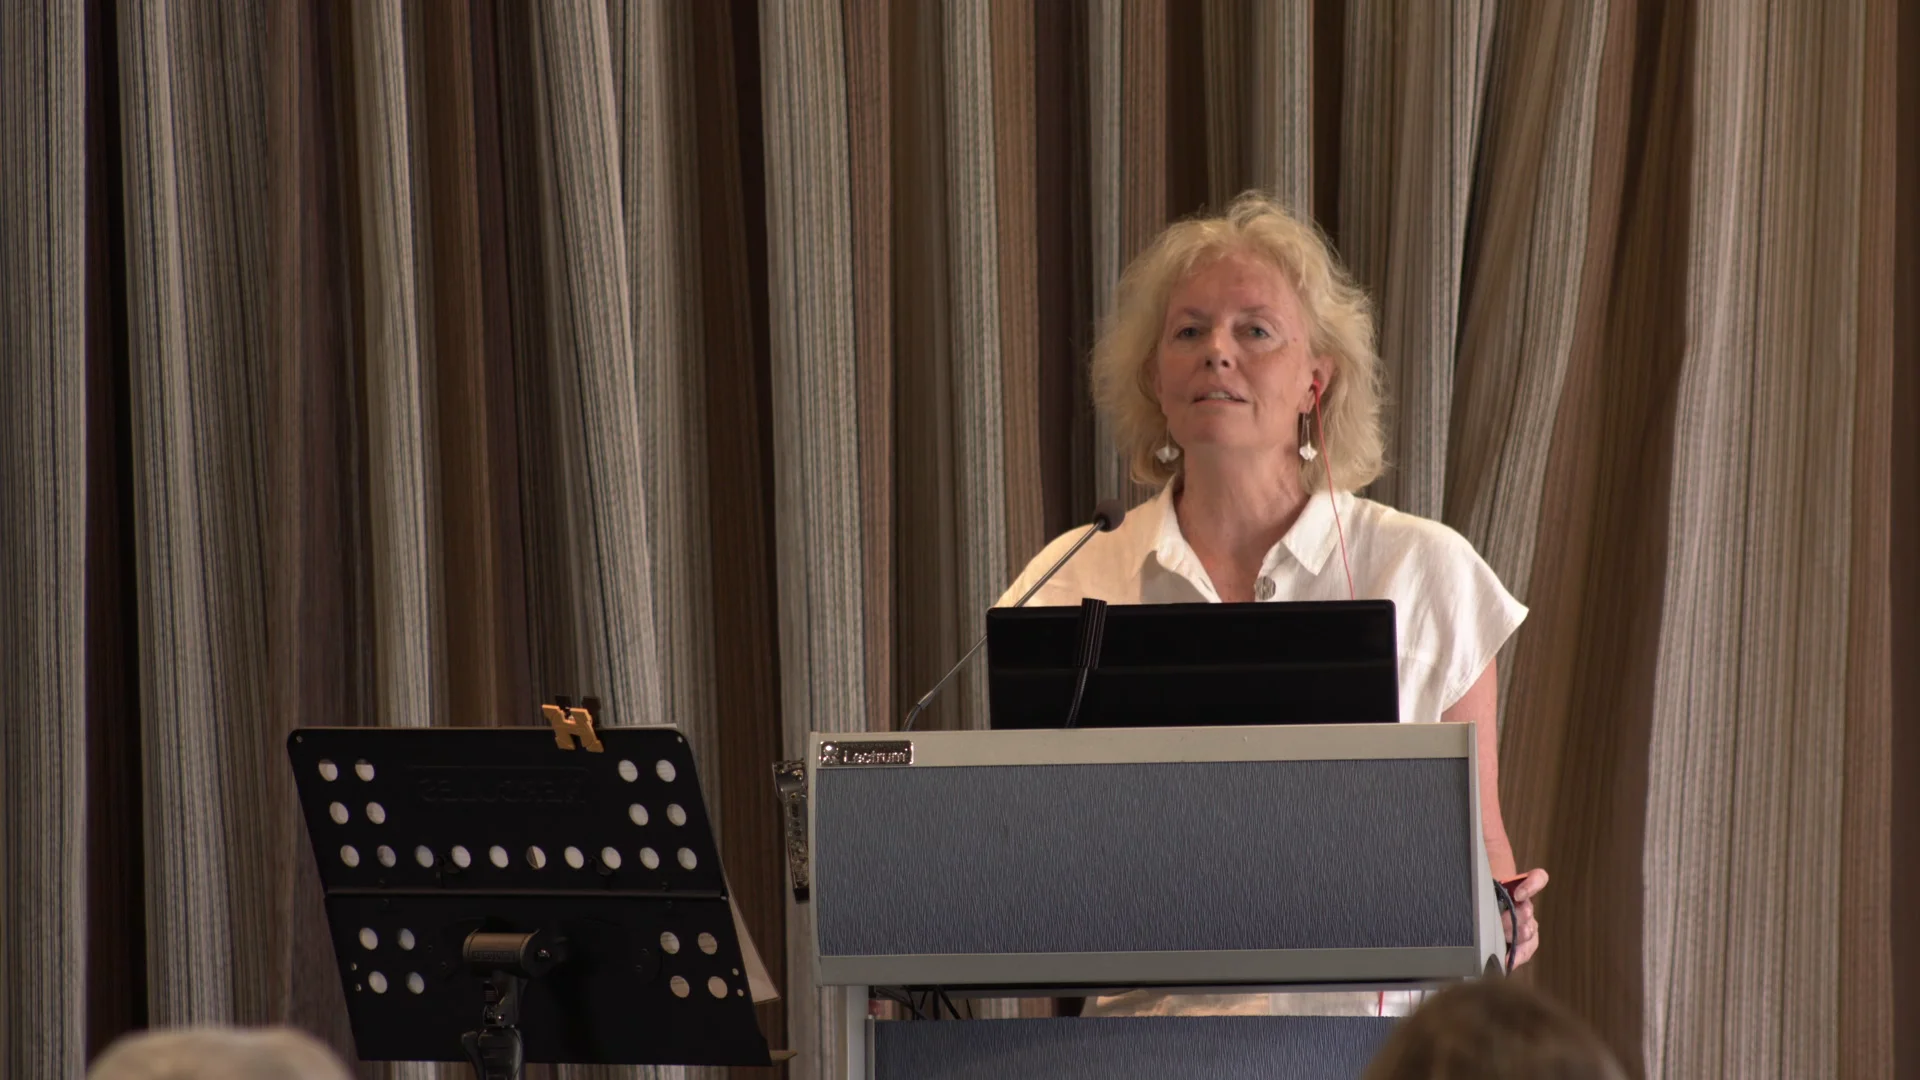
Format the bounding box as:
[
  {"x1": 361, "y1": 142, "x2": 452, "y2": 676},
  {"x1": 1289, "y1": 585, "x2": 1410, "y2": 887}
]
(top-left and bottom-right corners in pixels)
[
  {"x1": 1362, "y1": 978, "x2": 1627, "y2": 1080},
  {"x1": 88, "y1": 1027, "x2": 353, "y2": 1080}
]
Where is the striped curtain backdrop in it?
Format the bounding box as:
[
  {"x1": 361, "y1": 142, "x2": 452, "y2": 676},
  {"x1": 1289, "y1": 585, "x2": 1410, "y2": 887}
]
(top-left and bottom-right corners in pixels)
[
  {"x1": 0, "y1": 0, "x2": 87, "y2": 1073},
  {"x1": 0, "y1": 2, "x2": 1911, "y2": 1079}
]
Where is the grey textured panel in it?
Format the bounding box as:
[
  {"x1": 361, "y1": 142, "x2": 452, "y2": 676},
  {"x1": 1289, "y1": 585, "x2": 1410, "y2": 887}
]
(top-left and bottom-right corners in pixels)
[
  {"x1": 816, "y1": 759, "x2": 1472, "y2": 956},
  {"x1": 872, "y1": 1016, "x2": 1395, "y2": 1080}
]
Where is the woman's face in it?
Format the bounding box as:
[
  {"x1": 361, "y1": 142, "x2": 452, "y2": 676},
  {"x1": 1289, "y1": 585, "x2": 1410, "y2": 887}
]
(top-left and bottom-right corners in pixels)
[{"x1": 1152, "y1": 252, "x2": 1327, "y2": 464}]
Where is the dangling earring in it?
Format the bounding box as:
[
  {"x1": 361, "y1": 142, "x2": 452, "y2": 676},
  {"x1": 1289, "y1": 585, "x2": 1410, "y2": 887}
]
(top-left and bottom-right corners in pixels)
[
  {"x1": 1154, "y1": 433, "x2": 1181, "y2": 464},
  {"x1": 1297, "y1": 413, "x2": 1318, "y2": 462}
]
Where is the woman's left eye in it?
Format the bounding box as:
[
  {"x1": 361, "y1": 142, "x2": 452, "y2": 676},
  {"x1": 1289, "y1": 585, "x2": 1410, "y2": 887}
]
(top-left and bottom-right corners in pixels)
[{"x1": 1245, "y1": 326, "x2": 1270, "y2": 339}]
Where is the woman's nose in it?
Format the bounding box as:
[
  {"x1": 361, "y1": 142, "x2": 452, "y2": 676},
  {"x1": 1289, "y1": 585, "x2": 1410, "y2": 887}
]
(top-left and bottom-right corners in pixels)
[{"x1": 1203, "y1": 328, "x2": 1235, "y2": 368}]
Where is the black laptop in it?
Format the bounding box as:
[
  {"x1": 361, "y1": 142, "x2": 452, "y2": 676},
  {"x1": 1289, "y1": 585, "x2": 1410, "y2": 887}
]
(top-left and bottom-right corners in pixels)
[{"x1": 986, "y1": 600, "x2": 1399, "y2": 730}]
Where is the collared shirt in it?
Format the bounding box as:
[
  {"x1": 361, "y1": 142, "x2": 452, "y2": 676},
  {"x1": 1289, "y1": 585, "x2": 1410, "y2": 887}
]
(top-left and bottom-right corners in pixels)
[
  {"x1": 997, "y1": 482, "x2": 1527, "y2": 724},
  {"x1": 994, "y1": 482, "x2": 1527, "y2": 1018}
]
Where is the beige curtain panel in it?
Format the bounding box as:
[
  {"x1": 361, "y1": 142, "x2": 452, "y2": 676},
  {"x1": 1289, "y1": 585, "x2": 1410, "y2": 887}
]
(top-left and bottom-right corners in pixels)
[{"x1": 1, "y1": 1, "x2": 1912, "y2": 1079}]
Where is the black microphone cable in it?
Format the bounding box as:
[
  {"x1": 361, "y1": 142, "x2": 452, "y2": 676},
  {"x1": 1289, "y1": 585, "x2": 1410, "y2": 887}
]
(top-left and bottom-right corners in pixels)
[{"x1": 900, "y1": 499, "x2": 1126, "y2": 732}]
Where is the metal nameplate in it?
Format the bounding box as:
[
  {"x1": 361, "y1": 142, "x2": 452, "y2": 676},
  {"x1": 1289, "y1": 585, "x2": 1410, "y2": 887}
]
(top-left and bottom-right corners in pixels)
[{"x1": 818, "y1": 740, "x2": 914, "y2": 767}]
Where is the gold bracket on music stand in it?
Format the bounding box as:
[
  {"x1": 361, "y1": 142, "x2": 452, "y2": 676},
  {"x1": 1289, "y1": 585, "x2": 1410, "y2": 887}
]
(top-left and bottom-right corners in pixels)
[{"x1": 543, "y1": 702, "x2": 604, "y2": 753}]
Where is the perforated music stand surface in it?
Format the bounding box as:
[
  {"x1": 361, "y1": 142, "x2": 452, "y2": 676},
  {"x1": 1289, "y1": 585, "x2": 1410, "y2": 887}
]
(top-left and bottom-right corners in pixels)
[
  {"x1": 287, "y1": 725, "x2": 772, "y2": 1067},
  {"x1": 987, "y1": 600, "x2": 1400, "y2": 729}
]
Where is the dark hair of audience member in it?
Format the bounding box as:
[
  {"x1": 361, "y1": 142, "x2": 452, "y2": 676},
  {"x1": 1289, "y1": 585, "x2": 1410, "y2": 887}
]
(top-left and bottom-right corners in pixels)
[{"x1": 1362, "y1": 978, "x2": 1628, "y2": 1080}]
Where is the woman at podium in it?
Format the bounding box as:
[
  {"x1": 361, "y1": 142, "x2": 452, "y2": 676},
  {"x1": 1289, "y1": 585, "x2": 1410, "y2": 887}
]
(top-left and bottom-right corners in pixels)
[{"x1": 999, "y1": 192, "x2": 1547, "y2": 1016}]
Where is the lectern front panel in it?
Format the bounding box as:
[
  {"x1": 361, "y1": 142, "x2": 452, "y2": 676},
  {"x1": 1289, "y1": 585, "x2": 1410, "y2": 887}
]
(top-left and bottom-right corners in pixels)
[{"x1": 807, "y1": 725, "x2": 1496, "y2": 989}]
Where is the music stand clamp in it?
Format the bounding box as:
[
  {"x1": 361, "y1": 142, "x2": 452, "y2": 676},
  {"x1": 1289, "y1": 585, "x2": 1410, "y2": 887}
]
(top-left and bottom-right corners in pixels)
[
  {"x1": 460, "y1": 929, "x2": 564, "y2": 1080},
  {"x1": 287, "y1": 712, "x2": 775, "y2": 1077}
]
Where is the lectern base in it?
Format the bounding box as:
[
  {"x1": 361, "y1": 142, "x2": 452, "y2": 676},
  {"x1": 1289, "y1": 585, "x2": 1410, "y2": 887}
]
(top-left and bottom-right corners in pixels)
[{"x1": 870, "y1": 1015, "x2": 1395, "y2": 1080}]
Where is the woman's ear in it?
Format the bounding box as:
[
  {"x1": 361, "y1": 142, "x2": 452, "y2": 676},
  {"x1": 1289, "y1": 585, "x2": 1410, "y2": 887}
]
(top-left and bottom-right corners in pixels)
[
  {"x1": 1310, "y1": 358, "x2": 1334, "y2": 400},
  {"x1": 1140, "y1": 350, "x2": 1167, "y2": 414}
]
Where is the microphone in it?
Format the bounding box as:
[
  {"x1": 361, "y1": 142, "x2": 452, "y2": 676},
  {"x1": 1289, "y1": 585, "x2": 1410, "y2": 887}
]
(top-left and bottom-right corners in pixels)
[{"x1": 900, "y1": 499, "x2": 1127, "y2": 732}]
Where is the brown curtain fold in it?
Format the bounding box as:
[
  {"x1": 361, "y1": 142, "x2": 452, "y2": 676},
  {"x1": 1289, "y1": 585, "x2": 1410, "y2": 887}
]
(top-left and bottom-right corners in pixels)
[
  {"x1": 691, "y1": 0, "x2": 789, "y2": 1060},
  {"x1": 1889, "y1": 3, "x2": 1920, "y2": 1076},
  {"x1": 1, "y1": 0, "x2": 88, "y2": 1073},
  {"x1": 842, "y1": 0, "x2": 894, "y2": 741},
  {"x1": 265, "y1": 0, "x2": 366, "y2": 1060},
  {"x1": 759, "y1": 0, "x2": 869, "y2": 1072},
  {"x1": 1339, "y1": 0, "x2": 1493, "y2": 519},
  {"x1": 991, "y1": 0, "x2": 1045, "y2": 581},
  {"x1": 117, "y1": 0, "x2": 286, "y2": 1028},
  {"x1": 937, "y1": 0, "x2": 1011, "y2": 732},
  {"x1": 1444, "y1": 0, "x2": 1607, "y2": 632},
  {"x1": 420, "y1": 0, "x2": 531, "y2": 735},
  {"x1": 1032, "y1": 2, "x2": 1095, "y2": 539},
  {"x1": 890, "y1": 0, "x2": 959, "y2": 743},
  {"x1": 1501, "y1": 2, "x2": 1692, "y2": 1072},
  {"x1": 1840, "y1": 3, "x2": 1896, "y2": 1070},
  {"x1": 83, "y1": 0, "x2": 149, "y2": 1058}
]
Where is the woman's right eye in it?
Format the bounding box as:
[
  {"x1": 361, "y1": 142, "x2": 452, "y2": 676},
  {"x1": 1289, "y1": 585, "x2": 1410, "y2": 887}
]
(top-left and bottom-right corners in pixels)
[{"x1": 1175, "y1": 326, "x2": 1200, "y2": 340}]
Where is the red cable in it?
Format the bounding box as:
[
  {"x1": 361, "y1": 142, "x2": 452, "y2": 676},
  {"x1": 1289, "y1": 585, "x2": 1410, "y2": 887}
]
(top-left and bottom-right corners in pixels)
[
  {"x1": 1327, "y1": 381, "x2": 1365, "y2": 1018},
  {"x1": 1323, "y1": 381, "x2": 1367, "y2": 1018},
  {"x1": 1314, "y1": 384, "x2": 1356, "y2": 600}
]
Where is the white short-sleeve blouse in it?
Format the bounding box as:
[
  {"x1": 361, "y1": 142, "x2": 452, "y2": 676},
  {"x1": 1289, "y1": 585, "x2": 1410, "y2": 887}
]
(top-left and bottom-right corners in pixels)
[{"x1": 998, "y1": 483, "x2": 1526, "y2": 724}]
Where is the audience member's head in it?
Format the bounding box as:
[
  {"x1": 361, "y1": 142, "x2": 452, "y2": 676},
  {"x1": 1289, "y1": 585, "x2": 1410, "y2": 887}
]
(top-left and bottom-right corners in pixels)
[
  {"x1": 88, "y1": 1027, "x2": 352, "y2": 1080},
  {"x1": 1363, "y1": 979, "x2": 1627, "y2": 1080}
]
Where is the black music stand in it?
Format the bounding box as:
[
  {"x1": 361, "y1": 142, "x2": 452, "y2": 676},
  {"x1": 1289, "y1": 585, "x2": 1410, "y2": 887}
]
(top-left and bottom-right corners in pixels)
[
  {"x1": 987, "y1": 600, "x2": 1400, "y2": 729},
  {"x1": 288, "y1": 719, "x2": 774, "y2": 1079}
]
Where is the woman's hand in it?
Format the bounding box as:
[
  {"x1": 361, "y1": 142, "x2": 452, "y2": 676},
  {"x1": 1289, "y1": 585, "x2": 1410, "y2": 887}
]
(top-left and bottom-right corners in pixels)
[{"x1": 1503, "y1": 868, "x2": 1549, "y2": 968}]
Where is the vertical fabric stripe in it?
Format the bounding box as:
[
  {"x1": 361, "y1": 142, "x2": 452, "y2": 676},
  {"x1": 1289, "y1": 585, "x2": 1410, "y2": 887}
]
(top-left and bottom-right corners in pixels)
[
  {"x1": 1642, "y1": 5, "x2": 1767, "y2": 1068},
  {"x1": 0, "y1": 0, "x2": 87, "y2": 1073},
  {"x1": 1085, "y1": 0, "x2": 1126, "y2": 503},
  {"x1": 1646, "y1": 1, "x2": 1869, "y2": 1074},
  {"x1": 1339, "y1": 0, "x2": 1493, "y2": 517},
  {"x1": 941, "y1": 0, "x2": 1009, "y2": 731},
  {"x1": 1838, "y1": 0, "x2": 1896, "y2": 1075},
  {"x1": 759, "y1": 1, "x2": 865, "y2": 1075},
  {"x1": 1201, "y1": 0, "x2": 1249, "y2": 206},
  {"x1": 685, "y1": 1, "x2": 792, "y2": 1061},
  {"x1": 86, "y1": 0, "x2": 152, "y2": 1051},
  {"x1": 1087, "y1": 0, "x2": 1166, "y2": 509},
  {"x1": 1890, "y1": 8, "x2": 1920, "y2": 1066},
  {"x1": 265, "y1": 0, "x2": 369, "y2": 1060},
  {"x1": 1443, "y1": 1, "x2": 1607, "y2": 684},
  {"x1": 990, "y1": 0, "x2": 1044, "y2": 593},
  {"x1": 1309, "y1": 0, "x2": 1346, "y2": 231},
  {"x1": 421, "y1": 0, "x2": 530, "y2": 734},
  {"x1": 1494, "y1": 0, "x2": 1664, "y2": 1069},
  {"x1": 351, "y1": 1, "x2": 440, "y2": 738},
  {"x1": 1248, "y1": 0, "x2": 1312, "y2": 211},
  {"x1": 1117, "y1": 0, "x2": 1165, "y2": 267},
  {"x1": 891, "y1": 0, "x2": 960, "y2": 732},
  {"x1": 1032, "y1": 1, "x2": 1093, "y2": 537},
  {"x1": 493, "y1": 0, "x2": 583, "y2": 710},
  {"x1": 117, "y1": 5, "x2": 233, "y2": 1021},
  {"x1": 613, "y1": 1, "x2": 718, "y2": 801},
  {"x1": 118, "y1": 0, "x2": 288, "y2": 1028},
  {"x1": 842, "y1": 0, "x2": 893, "y2": 736},
  {"x1": 529, "y1": 2, "x2": 664, "y2": 731}
]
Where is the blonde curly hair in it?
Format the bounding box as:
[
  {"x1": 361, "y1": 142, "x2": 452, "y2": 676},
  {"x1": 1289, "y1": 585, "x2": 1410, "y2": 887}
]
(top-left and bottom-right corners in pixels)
[{"x1": 1091, "y1": 191, "x2": 1385, "y2": 491}]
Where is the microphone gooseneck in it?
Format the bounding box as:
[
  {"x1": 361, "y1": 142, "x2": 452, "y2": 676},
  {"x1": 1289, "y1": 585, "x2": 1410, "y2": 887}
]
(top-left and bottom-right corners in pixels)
[{"x1": 899, "y1": 501, "x2": 1128, "y2": 732}]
